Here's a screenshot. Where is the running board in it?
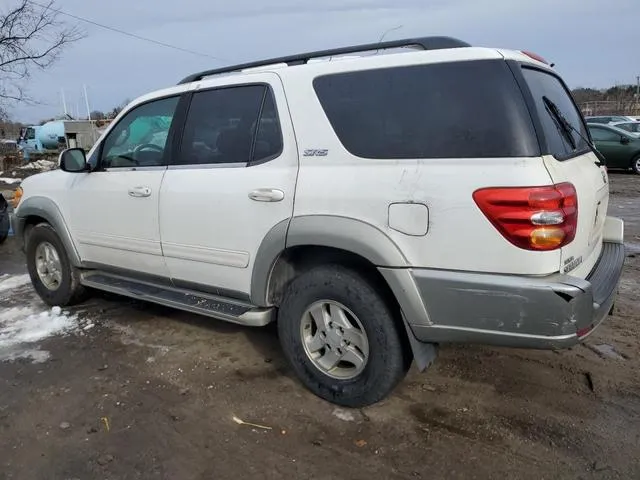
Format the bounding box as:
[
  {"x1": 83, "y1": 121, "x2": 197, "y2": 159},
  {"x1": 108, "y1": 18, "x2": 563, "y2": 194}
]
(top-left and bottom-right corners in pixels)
[{"x1": 80, "y1": 271, "x2": 274, "y2": 327}]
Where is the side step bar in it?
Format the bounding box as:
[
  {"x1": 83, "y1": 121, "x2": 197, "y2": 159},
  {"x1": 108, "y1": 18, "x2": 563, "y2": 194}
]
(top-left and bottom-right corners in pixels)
[{"x1": 80, "y1": 271, "x2": 274, "y2": 327}]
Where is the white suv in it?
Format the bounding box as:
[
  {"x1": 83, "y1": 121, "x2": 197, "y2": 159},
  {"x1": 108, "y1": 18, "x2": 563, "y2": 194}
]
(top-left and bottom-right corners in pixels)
[{"x1": 13, "y1": 37, "x2": 626, "y2": 407}]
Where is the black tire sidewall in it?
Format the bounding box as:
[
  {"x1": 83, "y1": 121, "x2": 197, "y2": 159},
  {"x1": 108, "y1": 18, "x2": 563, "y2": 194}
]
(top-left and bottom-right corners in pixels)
[
  {"x1": 26, "y1": 224, "x2": 76, "y2": 306},
  {"x1": 632, "y1": 155, "x2": 640, "y2": 174},
  {"x1": 278, "y1": 265, "x2": 409, "y2": 407}
]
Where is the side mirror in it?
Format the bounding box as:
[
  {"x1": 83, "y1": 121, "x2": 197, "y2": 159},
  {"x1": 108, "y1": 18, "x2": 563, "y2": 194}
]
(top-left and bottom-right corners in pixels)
[
  {"x1": 621, "y1": 136, "x2": 630, "y2": 145},
  {"x1": 59, "y1": 148, "x2": 88, "y2": 173}
]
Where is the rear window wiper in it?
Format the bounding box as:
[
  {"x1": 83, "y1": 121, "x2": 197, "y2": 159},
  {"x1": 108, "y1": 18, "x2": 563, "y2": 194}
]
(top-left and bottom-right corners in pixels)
[
  {"x1": 542, "y1": 96, "x2": 606, "y2": 167},
  {"x1": 542, "y1": 96, "x2": 577, "y2": 150}
]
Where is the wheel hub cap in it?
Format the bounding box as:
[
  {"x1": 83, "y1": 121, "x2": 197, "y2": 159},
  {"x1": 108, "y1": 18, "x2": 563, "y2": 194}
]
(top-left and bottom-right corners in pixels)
[
  {"x1": 35, "y1": 241, "x2": 62, "y2": 291},
  {"x1": 300, "y1": 300, "x2": 370, "y2": 380}
]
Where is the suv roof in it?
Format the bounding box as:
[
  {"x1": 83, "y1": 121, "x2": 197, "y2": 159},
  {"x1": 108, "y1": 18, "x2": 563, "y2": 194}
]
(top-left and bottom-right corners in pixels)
[{"x1": 178, "y1": 36, "x2": 471, "y2": 84}]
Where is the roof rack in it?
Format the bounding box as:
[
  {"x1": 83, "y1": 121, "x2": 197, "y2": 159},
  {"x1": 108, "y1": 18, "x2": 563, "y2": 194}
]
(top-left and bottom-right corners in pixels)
[{"x1": 177, "y1": 36, "x2": 471, "y2": 85}]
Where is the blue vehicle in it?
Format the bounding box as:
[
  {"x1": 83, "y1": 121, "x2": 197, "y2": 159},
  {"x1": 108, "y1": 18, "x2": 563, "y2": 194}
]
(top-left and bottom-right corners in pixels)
[{"x1": 17, "y1": 120, "x2": 66, "y2": 160}]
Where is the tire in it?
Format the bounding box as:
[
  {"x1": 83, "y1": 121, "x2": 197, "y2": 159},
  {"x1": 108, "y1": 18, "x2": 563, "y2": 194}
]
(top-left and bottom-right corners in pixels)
[
  {"x1": 26, "y1": 223, "x2": 88, "y2": 306},
  {"x1": 632, "y1": 155, "x2": 640, "y2": 175},
  {"x1": 278, "y1": 264, "x2": 411, "y2": 407}
]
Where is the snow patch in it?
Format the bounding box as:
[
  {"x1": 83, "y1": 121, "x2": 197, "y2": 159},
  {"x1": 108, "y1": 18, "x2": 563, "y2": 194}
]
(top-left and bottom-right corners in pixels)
[
  {"x1": 332, "y1": 408, "x2": 356, "y2": 422},
  {"x1": 19, "y1": 160, "x2": 56, "y2": 171},
  {"x1": 0, "y1": 306, "x2": 80, "y2": 362},
  {"x1": 0, "y1": 274, "x2": 31, "y2": 292}
]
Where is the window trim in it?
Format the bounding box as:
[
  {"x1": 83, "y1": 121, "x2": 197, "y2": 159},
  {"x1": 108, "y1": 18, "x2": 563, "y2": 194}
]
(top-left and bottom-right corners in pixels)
[
  {"x1": 94, "y1": 93, "x2": 183, "y2": 172},
  {"x1": 171, "y1": 82, "x2": 284, "y2": 169},
  {"x1": 514, "y1": 63, "x2": 591, "y2": 161}
]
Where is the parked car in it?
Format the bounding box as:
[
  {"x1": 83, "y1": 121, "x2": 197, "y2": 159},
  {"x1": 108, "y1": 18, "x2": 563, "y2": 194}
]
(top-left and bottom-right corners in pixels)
[
  {"x1": 585, "y1": 115, "x2": 636, "y2": 124},
  {"x1": 610, "y1": 121, "x2": 640, "y2": 136},
  {"x1": 587, "y1": 123, "x2": 640, "y2": 173},
  {"x1": 13, "y1": 37, "x2": 625, "y2": 407}
]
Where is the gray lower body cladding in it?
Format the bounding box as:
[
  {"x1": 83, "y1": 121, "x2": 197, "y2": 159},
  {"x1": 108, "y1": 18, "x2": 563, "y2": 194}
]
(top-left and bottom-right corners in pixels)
[{"x1": 380, "y1": 242, "x2": 626, "y2": 349}]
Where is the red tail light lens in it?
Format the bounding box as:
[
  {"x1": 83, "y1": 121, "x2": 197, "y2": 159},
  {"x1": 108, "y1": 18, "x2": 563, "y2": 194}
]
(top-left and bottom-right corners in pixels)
[{"x1": 473, "y1": 183, "x2": 578, "y2": 251}]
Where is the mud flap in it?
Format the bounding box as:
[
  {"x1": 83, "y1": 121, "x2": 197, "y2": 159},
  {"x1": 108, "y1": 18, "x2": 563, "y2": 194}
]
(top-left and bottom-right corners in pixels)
[{"x1": 402, "y1": 316, "x2": 438, "y2": 372}]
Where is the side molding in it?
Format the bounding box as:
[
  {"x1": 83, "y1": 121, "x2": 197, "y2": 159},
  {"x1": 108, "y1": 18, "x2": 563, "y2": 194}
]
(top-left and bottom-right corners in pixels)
[
  {"x1": 15, "y1": 196, "x2": 82, "y2": 266},
  {"x1": 250, "y1": 215, "x2": 408, "y2": 306}
]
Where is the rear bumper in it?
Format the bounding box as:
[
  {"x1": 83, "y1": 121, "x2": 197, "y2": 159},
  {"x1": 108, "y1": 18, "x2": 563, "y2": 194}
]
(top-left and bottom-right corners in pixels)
[{"x1": 380, "y1": 240, "x2": 626, "y2": 350}]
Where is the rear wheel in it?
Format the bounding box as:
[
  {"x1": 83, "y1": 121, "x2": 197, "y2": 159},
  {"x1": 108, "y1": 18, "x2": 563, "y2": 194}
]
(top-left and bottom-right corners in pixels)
[
  {"x1": 26, "y1": 223, "x2": 88, "y2": 306},
  {"x1": 632, "y1": 155, "x2": 640, "y2": 175},
  {"x1": 277, "y1": 264, "x2": 411, "y2": 407}
]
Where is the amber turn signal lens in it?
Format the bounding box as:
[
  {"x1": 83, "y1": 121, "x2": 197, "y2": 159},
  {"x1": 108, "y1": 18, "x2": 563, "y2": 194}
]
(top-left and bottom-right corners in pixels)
[
  {"x1": 530, "y1": 227, "x2": 565, "y2": 249},
  {"x1": 11, "y1": 186, "x2": 23, "y2": 209}
]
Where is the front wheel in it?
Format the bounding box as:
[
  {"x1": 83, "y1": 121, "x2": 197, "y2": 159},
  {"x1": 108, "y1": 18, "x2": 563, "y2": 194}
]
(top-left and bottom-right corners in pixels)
[
  {"x1": 26, "y1": 223, "x2": 88, "y2": 306},
  {"x1": 278, "y1": 265, "x2": 411, "y2": 407},
  {"x1": 632, "y1": 155, "x2": 640, "y2": 175}
]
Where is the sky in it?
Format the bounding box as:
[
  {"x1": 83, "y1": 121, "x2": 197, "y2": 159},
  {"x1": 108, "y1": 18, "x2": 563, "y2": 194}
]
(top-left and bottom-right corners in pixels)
[{"x1": 5, "y1": 0, "x2": 639, "y2": 123}]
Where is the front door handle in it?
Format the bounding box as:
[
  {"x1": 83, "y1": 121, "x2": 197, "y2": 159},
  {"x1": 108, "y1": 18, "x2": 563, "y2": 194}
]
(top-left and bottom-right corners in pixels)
[
  {"x1": 128, "y1": 186, "x2": 152, "y2": 198},
  {"x1": 248, "y1": 188, "x2": 285, "y2": 202}
]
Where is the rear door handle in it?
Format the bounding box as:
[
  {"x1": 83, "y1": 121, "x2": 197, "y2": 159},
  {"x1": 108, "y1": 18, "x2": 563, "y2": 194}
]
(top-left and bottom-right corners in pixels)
[
  {"x1": 128, "y1": 186, "x2": 152, "y2": 198},
  {"x1": 248, "y1": 188, "x2": 285, "y2": 202}
]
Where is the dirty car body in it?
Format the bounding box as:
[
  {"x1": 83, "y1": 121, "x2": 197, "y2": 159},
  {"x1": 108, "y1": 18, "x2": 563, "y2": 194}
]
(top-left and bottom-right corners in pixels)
[{"x1": 13, "y1": 37, "x2": 625, "y2": 407}]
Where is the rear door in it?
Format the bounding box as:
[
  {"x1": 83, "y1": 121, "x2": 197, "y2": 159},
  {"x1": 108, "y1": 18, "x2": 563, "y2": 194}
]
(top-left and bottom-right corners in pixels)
[
  {"x1": 159, "y1": 74, "x2": 298, "y2": 297},
  {"x1": 519, "y1": 66, "x2": 608, "y2": 278}
]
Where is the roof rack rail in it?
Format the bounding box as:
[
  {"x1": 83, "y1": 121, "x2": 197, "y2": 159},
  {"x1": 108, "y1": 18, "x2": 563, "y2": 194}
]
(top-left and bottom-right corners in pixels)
[{"x1": 177, "y1": 36, "x2": 471, "y2": 85}]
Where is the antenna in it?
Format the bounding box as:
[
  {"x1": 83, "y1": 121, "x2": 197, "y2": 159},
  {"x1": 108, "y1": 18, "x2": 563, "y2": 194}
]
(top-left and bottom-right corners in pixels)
[
  {"x1": 61, "y1": 88, "x2": 68, "y2": 115},
  {"x1": 83, "y1": 84, "x2": 91, "y2": 121},
  {"x1": 378, "y1": 25, "x2": 403, "y2": 44}
]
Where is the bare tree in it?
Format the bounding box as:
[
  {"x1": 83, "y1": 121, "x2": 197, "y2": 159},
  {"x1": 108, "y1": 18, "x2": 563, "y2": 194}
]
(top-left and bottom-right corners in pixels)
[{"x1": 0, "y1": 0, "x2": 83, "y2": 117}]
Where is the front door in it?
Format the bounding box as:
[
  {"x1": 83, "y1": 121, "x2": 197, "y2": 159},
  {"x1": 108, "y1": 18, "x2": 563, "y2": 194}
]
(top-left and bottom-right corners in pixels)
[
  {"x1": 159, "y1": 75, "x2": 298, "y2": 298},
  {"x1": 67, "y1": 95, "x2": 181, "y2": 277},
  {"x1": 589, "y1": 125, "x2": 632, "y2": 169}
]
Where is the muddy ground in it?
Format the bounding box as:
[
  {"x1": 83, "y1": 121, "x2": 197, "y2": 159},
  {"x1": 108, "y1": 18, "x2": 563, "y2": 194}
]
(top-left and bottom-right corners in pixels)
[{"x1": 0, "y1": 174, "x2": 638, "y2": 480}]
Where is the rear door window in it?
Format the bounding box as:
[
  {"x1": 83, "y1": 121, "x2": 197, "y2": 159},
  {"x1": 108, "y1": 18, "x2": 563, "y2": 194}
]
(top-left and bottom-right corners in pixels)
[
  {"x1": 177, "y1": 85, "x2": 282, "y2": 166},
  {"x1": 313, "y1": 59, "x2": 539, "y2": 159},
  {"x1": 521, "y1": 67, "x2": 589, "y2": 159}
]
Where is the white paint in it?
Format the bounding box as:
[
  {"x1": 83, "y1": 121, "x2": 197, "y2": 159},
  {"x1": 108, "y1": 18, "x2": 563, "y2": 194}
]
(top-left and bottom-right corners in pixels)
[
  {"x1": 0, "y1": 274, "x2": 31, "y2": 293},
  {"x1": 0, "y1": 306, "x2": 80, "y2": 362},
  {"x1": 388, "y1": 203, "x2": 429, "y2": 236}
]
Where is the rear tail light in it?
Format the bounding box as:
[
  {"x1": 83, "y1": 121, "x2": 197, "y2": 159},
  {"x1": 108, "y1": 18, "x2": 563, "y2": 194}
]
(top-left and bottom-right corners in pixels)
[
  {"x1": 521, "y1": 50, "x2": 550, "y2": 65},
  {"x1": 473, "y1": 183, "x2": 578, "y2": 251}
]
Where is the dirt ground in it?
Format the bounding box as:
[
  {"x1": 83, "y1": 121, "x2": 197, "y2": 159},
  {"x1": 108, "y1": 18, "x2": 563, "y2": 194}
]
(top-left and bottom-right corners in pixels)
[{"x1": 0, "y1": 174, "x2": 638, "y2": 480}]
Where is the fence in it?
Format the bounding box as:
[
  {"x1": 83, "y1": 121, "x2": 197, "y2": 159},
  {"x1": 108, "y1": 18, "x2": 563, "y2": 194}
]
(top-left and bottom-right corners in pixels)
[{"x1": 578, "y1": 101, "x2": 640, "y2": 117}]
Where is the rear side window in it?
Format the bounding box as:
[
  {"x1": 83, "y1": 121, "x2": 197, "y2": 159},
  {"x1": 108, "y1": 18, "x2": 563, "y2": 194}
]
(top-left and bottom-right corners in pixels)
[
  {"x1": 313, "y1": 60, "x2": 539, "y2": 159},
  {"x1": 521, "y1": 68, "x2": 589, "y2": 159}
]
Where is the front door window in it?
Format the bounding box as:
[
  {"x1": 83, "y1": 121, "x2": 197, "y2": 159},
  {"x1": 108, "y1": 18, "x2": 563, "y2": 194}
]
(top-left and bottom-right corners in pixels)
[{"x1": 100, "y1": 96, "x2": 179, "y2": 168}]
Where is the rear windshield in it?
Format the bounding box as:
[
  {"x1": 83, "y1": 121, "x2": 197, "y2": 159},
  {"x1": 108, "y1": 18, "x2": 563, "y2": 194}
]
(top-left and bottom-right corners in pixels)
[
  {"x1": 313, "y1": 59, "x2": 539, "y2": 159},
  {"x1": 521, "y1": 67, "x2": 589, "y2": 159}
]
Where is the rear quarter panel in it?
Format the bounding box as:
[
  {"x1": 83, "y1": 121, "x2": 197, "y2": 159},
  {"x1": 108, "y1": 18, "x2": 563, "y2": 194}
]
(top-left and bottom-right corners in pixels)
[{"x1": 281, "y1": 53, "x2": 561, "y2": 275}]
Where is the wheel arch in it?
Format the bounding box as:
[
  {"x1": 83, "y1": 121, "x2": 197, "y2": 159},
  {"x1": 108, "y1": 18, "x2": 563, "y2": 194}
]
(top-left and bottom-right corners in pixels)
[
  {"x1": 16, "y1": 196, "x2": 81, "y2": 266},
  {"x1": 250, "y1": 215, "x2": 409, "y2": 307},
  {"x1": 250, "y1": 216, "x2": 438, "y2": 371}
]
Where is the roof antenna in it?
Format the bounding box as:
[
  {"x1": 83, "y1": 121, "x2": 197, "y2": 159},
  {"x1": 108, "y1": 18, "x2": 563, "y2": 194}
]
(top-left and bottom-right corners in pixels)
[{"x1": 376, "y1": 25, "x2": 403, "y2": 54}]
